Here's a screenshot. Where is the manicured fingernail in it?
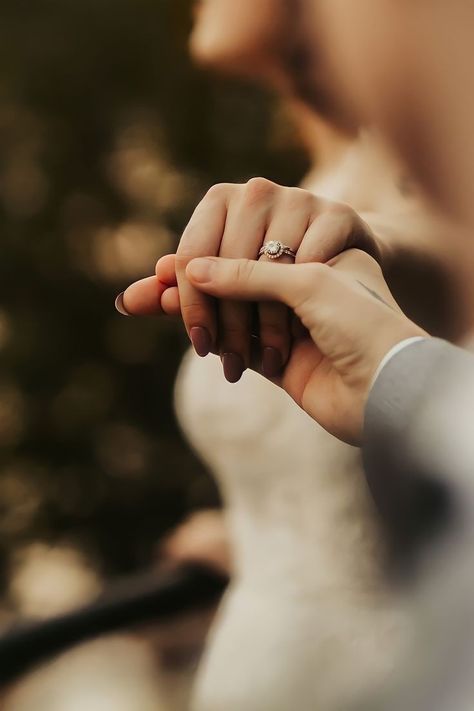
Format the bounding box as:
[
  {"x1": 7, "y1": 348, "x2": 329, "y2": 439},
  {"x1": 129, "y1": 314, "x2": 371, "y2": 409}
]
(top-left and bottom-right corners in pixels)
[
  {"x1": 190, "y1": 326, "x2": 212, "y2": 357},
  {"x1": 222, "y1": 353, "x2": 245, "y2": 383},
  {"x1": 115, "y1": 292, "x2": 129, "y2": 316},
  {"x1": 187, "y1": 258, "x2": 216, "y2": 283},
  {"x1": 262, "y1": 347, "x2": 283, "y2": 378}
]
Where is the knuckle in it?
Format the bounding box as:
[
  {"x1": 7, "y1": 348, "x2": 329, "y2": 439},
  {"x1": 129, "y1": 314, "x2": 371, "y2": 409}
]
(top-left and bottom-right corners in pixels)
[
  {"x1": 205, "y1": 182, "x2": 232, "y2": 201},
  {"x1": 327, "y1": 199, "x2": 353, "y2": 216},
  {"x1": 282, "y1": 186, "x2": 315, "y2": 211},
  {"x1": 220, "y1": 303, "x2": 249, "y2": 340},
  {"x1": 174, "y1": 251, "x2": 193, "y2": 270},
  {"x1": 293, "y1": 263, "x2": 331, "y2": 314},
  {"x1": 325, "y1": 201, "x2": 358, "y2": 226},
  {"x1": 321, "y1": 204, "x2": 359, "y2": 246},
  {"x1": 260, "y1": 321, "x2": 286, "y2": 340},
  {"x1": 259, "y1": 303, "x2": 287, "y2": 333},
  {"x1": 305, "y1": 262, "x2": 330, "y2": 287},
  {"x1": 222, "y1": 323, "x2": 248, "y2": 338},
  {"x1": 180, "y1": 300, "x2": 209, "y2": 325},
  {"x1": 176, "y1": 222, "x2": 205, "y2": 257},
  {"x1": 244, "y1": 177, "x2": 276, "y2": 205}
]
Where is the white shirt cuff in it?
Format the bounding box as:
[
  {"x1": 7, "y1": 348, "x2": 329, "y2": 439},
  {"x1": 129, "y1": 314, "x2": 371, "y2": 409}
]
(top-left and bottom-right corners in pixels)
[{"x1": 371, "y1": 337, "x2": 428, "y2": 389}]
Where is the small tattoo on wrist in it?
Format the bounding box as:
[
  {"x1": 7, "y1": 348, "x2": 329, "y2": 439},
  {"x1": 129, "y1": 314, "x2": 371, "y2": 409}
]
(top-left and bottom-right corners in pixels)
[{"x1": 356, "y1": 280, "x2": 395, "y2": 311}]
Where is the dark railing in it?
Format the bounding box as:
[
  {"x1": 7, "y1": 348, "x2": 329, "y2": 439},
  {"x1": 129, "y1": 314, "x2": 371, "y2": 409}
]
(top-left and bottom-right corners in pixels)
[{"x1": 0, "y1": 564, "x2": 228, "y2": 687}]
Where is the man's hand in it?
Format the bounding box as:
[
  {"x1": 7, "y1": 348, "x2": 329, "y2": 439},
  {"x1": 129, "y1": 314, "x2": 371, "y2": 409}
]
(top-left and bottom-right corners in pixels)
[{"x1": 184, "y1": 249, "x2": 427, "y2": 445}]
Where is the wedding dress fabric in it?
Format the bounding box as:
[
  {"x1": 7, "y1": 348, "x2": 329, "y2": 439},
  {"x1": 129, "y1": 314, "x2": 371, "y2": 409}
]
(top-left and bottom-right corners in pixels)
[{"x1": 175, "y1": 353, "x2": 407, "y2": 711}]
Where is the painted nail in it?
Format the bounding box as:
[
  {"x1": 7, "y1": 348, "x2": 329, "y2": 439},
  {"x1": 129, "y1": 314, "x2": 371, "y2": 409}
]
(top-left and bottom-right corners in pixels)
[
  {"x1": 115, "y1": 292, "x2": 129, "y2": 316},
  {"x1": 222, "y1": 353, "x2": 245, "y2": 383},
  {"x1": 190, "y1": 326, "x2": 212, "y2": 357},
  {"x1": 262, "y1": 347, "x2": 283, "y2": 378}
]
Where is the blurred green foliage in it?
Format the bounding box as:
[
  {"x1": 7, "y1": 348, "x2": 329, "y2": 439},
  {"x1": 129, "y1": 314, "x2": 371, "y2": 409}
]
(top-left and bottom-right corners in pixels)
[{"x1": 0, "y1": 0, "x2": 307, "y2": 583}]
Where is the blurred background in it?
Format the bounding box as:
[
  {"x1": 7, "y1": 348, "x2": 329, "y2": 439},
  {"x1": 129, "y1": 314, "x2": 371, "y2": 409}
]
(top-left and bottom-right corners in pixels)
[{"x1": 0, "y1": 0, "x2": 308, "y2": 707}]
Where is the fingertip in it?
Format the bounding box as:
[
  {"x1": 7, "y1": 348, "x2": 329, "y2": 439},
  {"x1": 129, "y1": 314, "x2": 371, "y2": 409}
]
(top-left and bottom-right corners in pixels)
[
  {"x1": 117, "y1": 275, "x2": 166, "y2": 316},
  {"x1": 161, "y1": 286, "x2": 180, "y2": 315},
  {"x1": 115, "y1": 292, "x2": 130, "y2": 316},
  {"x1": 155, "y1": 253, "x2": 178, "y2": 286}
]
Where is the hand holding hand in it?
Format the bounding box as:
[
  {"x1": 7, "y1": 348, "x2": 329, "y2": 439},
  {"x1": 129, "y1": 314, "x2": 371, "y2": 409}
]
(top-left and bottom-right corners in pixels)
[
  {"x1": 183, "y1": 249, "x2": 427, "y2": 444},
  {"x1": 118, "y1": 179, "x2": 383, "y2": 382}
]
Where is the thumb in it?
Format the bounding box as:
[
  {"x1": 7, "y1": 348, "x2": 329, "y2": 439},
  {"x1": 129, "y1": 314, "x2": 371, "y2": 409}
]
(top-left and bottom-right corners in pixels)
[{"x1": 186, "y1": 257, "x2": 321, "y2": 309}]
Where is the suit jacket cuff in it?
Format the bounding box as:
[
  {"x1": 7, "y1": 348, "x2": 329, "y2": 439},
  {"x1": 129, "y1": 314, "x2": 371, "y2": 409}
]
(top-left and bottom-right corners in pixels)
[{"x1": 363, "y1": 338, "x2": 458, "y2": 573}]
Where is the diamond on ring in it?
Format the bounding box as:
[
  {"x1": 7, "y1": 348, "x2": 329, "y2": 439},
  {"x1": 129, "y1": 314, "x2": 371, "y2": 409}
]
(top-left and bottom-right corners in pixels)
[{"x1": 258, "y1": 240, "x2": 297, "y2": 260}]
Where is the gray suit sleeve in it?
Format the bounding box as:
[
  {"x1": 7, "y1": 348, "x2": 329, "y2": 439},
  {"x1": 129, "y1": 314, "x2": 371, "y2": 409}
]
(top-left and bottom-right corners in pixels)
[{"x1": 363, "y1": 338, "x2": 474, "y2": 573}]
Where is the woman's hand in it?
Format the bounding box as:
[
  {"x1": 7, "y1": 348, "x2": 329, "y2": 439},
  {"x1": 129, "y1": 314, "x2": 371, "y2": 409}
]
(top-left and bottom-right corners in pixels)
[
  {"x1": 118, "y1": 179, "x2": 382, "y2": 382},
  {"x1": 115, "y1": 253, "x2": 180, "y2": 317},
  {"x1": 184, "y1": 249, "x2": 427, "y2": 445}
]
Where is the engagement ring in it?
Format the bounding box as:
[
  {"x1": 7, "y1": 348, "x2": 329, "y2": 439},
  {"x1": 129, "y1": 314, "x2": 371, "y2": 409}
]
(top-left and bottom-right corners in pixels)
[{"x1": 258, "y1": 240, "x2": 297, "y2": 260}]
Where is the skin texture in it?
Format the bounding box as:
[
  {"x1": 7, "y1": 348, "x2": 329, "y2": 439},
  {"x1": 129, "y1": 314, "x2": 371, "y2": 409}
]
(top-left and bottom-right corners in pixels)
[
  {"x1": 175, "y1": 179, "x2": 382, "y2": 381},
  {"x1": 117, "y1": 246, "x2": 425, "y2": 443},
  {"x1": 121, "y1": 180, "x2": 381, "y2": 382},
  {"x1": 184, "y1": 248, "x2": 425, "y2": 444}
]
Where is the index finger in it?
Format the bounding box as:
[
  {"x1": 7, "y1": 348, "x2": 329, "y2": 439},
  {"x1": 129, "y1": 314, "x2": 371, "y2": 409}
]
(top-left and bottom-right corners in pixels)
[{"x1": 176, "y1": 184, "x2": 233, "y2": 356}]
